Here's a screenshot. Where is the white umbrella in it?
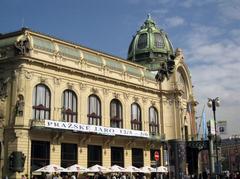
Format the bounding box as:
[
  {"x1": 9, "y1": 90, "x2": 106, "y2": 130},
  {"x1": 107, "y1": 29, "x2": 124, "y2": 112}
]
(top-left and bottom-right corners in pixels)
[
  {"x1": 109, "y1": 165, "x2": 126, "y2": 173},
  {"x1": 156, "y1": 166, "x2": 168, "y2": 173},
  {"x1": 66, "y1": 164, "x2": 88, "y2": 173},
  {"x1": 125, "y1": 166, "x2": 142, "y2": 173},
  {"x1": 140, "y1": 166, "x2": 155, "y2": 173},
  {"x1": 34, "y1": 164, "x2": 66, "y2": 173},
  {"x1": 87, "y1": 164, "x2": 109, "y2": 173}
]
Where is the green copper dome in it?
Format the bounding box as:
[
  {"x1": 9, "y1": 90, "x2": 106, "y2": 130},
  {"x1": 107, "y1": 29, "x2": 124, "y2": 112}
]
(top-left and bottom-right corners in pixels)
[{"x1": 127, "y1": 14, "x2": 174, "y2": 71}]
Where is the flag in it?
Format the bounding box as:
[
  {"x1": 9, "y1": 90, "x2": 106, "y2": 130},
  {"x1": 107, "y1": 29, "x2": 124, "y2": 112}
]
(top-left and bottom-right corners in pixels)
[{"x1": 202, "y1": 111, "x2": 207, "y2": 140}]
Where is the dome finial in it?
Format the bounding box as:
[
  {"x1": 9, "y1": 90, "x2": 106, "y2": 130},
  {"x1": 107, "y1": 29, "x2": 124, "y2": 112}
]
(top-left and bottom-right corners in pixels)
[{"x1": 147, "y1": 13, "x2": 151, "y2": 20}]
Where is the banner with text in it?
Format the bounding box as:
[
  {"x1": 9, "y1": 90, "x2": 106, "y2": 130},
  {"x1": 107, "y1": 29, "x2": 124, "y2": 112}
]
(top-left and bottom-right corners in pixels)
[{"x1": 45, "y1": 120, "x2": 149, "y2": 138}]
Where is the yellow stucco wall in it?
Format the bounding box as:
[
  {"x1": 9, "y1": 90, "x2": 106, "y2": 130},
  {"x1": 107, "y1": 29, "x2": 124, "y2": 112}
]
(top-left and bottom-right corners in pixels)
[{"x1": 0, "y1": 30, "x2": 196, "y2": 179}]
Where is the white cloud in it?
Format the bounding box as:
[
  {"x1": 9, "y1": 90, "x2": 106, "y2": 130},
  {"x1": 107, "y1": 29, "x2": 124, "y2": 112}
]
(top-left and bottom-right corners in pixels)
[
  {"x1": 182, "y1": 23, "x2": 240, "y2": 137},
  {"x1": 218, "y1": 0, "x2": 240, "y2": 21},
  {"x1": 165, "y1": 16, "x2": 185, "y2": 28}
]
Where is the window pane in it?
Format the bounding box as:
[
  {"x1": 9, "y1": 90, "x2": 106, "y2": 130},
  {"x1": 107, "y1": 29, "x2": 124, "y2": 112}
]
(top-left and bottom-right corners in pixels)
[
  {"x1": 137, "y1": 33, "x2": 147, "y2": 49},
  {"x1": 88, "y1": 95, "x2": 101, "y2": 125},
  {"x1": 88, "y1": 145, "x2": 102, "y2": 167},
  {"x1": 154, "y1": 33, "x2": 164, "y2": 48},
  {"x1": 31, "y1": 141, "x2": 50, "y2": 172},
  {"x1": 132, "y1": 148, "x2": 143, "y2": 168},
  {"x1": 61, "y1": 143, "x2": 77, "y2": 168}
]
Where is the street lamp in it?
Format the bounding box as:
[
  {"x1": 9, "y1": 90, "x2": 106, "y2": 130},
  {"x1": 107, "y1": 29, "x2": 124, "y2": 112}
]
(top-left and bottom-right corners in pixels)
[{"x1": 207, "y1": 97, "x2": 220, "y2": 178}]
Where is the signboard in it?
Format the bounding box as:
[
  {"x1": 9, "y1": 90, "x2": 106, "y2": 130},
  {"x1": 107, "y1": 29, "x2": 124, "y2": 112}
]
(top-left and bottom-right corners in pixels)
[
  {"x1": 154, "y1": 151, "x2": 160, "y2": 161},
  {"x1": 45, "y1": 120, "x2": 149, "y2": 138},
  {"x1": 217, "y1": 121, "x2": 227, "y2": 134},
  {"x1": 208, "y1": 119, "x2": 216, "y2": 135}
]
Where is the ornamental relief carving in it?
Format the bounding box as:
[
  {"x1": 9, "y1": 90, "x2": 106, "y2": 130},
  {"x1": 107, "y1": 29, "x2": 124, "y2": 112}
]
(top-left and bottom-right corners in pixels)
[
  {"x1": 54, "y1": 77, "x2": 61, "y2": 85},
  {"x1": 113, "y1": 92, "x2": 120, "y2": 99},
  {"x1": 133, "y1": 96, "x2": 139, "y2": 102},
  {"x1": 40, "y1": 77, "x2": 47, "y2": 83},
  {"x1": 142, "y1": 97, "x2": 147, "y2": 103},
  {"x1": 102, "y1": 88, "x2": 109, "y2": 95},
  {"x1": 79, "y1": 82, "x2": 87, "y2": 90},
  {"x1": 123, "y1": 93, "x2": 129, "y2": 100},
  {"x1": 91, "y1": 87, "x2": 98, "y2": 94},
  {"x1": 24, "y1": 71, "x2": 32, "y2": 80},
  {"x1": 67, "y1": 82, "x2": 74, "y2": 89},
  {"x1": 151, "y1": 100, "x2": 156, "y2": 106}
]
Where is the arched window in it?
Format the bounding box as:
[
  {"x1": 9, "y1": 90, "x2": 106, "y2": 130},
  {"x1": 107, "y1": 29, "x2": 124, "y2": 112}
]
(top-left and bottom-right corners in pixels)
[
  {"x1": 88, "y1": 95, "x2": 101, "y2": 126},
  {"x1": 177, "y1": 70, "x2": 187, "y2": 99},
  {"x1": 154, "y1": 33, "x2": 164, "y2": 48},
  {"x1": 149, "y1": 107, "x2": 159, "y2": 135},
  {"x1": 110, "y1": 99, "x2": 123, "y2": 128},
  {"x1": 131, "y1": 103, "x2": 142, "y2": 130},
  {"x1": 32, "y1": 84, "x2": 51, "y2": 120},
  {"x1": 137, "y1": 33, "x2": 147, "y2": 49},
  {"x1": 62, "y1": 90, "x2": 77, "y2": 122}
]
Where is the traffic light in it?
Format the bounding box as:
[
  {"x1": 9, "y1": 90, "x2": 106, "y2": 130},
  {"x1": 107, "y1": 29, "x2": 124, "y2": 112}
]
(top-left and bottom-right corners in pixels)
[{"x1": 9, "y1": 151, "x2": 26, "y2": 172}]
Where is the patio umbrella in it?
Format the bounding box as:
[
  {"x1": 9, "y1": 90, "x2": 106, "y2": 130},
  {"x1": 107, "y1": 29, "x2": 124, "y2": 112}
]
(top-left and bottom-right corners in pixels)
[
  {"x1": 140, "y1": 166, "x2": 155, "y2": 173},
  {"x1": 66, "y1": 164, "x2": 88, "y2": 173},
  {"x1": 108, "y1": 165, "x2": 126, "y2": 173},
  {"x1": 125, "y1": 166, "x2": 142, "y2": 173},
  {"x1": 87, "y1": 164, "x2": 109, "y2": 173},
  {"x1": 34, "y1": 164, "x2": 66, "y2": 173},
  {"x1": 156, "y1": 166, "x2": 168, "y2": 173}
]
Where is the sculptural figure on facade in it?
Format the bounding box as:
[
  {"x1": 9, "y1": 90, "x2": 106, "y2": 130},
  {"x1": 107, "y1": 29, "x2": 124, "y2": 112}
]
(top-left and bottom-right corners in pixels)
[
  {"x1": 15, "y1": 39, "x2": 30, "y2": 55},
  {"x1": 16, "y1": 94, "x2": 24, "y2": 116}
]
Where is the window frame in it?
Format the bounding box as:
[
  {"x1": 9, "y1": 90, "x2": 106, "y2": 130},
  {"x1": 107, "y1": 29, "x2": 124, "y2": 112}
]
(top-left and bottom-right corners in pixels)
[
  {"x1": 32, "y1": 84, "x2": 51, "y2": 120},
  {"x1": 149, "y1": 106, "x2": 159, "y2": 135},
  {"x1": 62, "y1": 89, "x2": 78, "y2": 123},
  {"x1": 87, "y1": 94, "x2": 101, "y2": 125},
  {"x1": 110, "y1": 99, "x2": 123, "y2": 128},
  {"x1": 61, "y1": 143, "x2": 78, "y2": 168},
  {"x1": 137, "y1": 33, "x2": 148, "y2": 49},
  {"x1": 131, "y1": 103, "x2": 142, "y2": 130}
]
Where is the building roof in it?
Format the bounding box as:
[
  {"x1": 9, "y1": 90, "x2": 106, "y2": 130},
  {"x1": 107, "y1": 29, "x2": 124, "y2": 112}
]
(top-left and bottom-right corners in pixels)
[{"x1": 127, "y1": 14, "x2": 174, "y2": 71}]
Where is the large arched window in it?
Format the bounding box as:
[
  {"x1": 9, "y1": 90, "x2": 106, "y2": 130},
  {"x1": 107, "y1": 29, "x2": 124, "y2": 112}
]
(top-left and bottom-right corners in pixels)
[
  {"x1": 154, "y1": 33, "x2": 164, "y2": 48},
  {"x1": 177, "y1": 70, "x2": 188, "y2": 99},
  {"x1": 32, "y1": 84, "x2": 51, "y2": 120},
  {"x1": 110, "y1": 99, "x2": 123, "y2": 128},
  {"x1": 137, "y1": 33, "x2": 147, "y2": 49},
  {"x1": 88, "y1": 95, "x2": 101, "y2": 126},
  {"x1": 62, "y1": 90, "x2": 77, "y2": 122},
  {"x1": 149, "y1": 107, "x2": 159, "y2": 135},
  {"x1": 131, "y1": 103, "x2": 142, "y2": 130}
]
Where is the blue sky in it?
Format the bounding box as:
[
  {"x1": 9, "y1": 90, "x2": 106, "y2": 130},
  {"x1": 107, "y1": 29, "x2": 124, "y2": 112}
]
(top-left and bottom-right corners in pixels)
[{"x1": 1, "y1": 0, "x2": 240, "y2": 137}]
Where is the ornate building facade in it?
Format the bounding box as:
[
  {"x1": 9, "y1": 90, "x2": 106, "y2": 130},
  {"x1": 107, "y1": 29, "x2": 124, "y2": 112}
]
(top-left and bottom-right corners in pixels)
[{"x1": 0, "y1": 16, "x2": 197, "y2": 179}]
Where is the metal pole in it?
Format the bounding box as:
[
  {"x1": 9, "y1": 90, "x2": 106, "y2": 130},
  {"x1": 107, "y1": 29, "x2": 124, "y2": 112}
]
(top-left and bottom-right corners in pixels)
[
  {"x1": 212, "y1": 101, "x2": 219, "y2": 178},
  {"x1": 209, "y1": 134, "x2": 215, "y2": 176}
]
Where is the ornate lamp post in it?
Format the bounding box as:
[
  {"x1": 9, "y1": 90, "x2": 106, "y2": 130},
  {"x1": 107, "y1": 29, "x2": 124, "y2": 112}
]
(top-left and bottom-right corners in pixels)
[{"x1": 207, "y1": 97, "x2": 220, "y2": 178}]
